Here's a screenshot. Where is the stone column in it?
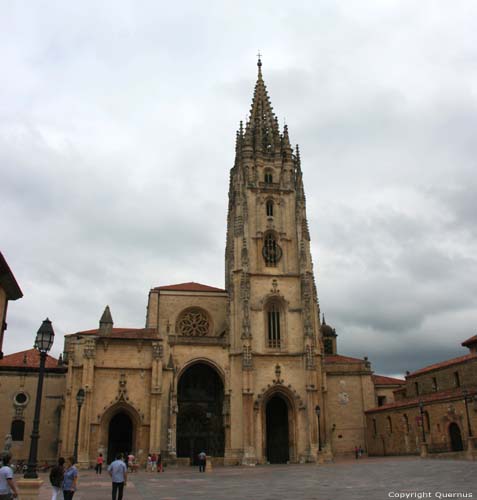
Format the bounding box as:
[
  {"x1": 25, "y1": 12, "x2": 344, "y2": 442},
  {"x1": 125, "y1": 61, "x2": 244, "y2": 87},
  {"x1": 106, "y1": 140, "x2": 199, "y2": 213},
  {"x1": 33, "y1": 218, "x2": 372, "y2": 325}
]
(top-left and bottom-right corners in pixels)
[
  {"x1": 78, "y1": 338, "x2": 96, "y2": 468},
  {"x1": 149, "y1": 342, "x2": 163, "y2": 455},
  {"x1": 467, "y1": 436, "x2": 477, "y2": 460}
]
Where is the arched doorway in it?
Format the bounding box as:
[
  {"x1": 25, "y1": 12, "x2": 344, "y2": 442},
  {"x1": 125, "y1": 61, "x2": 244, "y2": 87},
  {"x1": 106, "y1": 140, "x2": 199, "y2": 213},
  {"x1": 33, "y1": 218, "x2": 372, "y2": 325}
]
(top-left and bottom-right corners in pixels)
[
  {"x1": 108, "y1": 412, "x2": 133, "y2": 463},
  {"x1": 449, "y1": 423, "x2": 463, "y2": 451},
  {"x1": 266, "y1": 395, "x2": 289, "y2": 463},
  {"x1": 177, "y1": 363, "x2": 225, "y2": 463}
]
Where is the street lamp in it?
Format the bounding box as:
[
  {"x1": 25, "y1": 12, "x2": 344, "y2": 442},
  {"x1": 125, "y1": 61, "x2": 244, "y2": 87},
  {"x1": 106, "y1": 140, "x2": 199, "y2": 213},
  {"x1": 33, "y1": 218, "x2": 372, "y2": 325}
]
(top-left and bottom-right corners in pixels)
[
  {"x1": 315, "y1": 405, "x2": 322, "y2": 452},
  {"x1": 418, "y1": 401, "x2": 426, "y2": 444},
  {"x1": 73, "y1": 388, "x2": 86, "y2": 463},
  {"x1": 24, "y1": 319, "x2": 55, "y2": 479},
  {"x1": 462, "y1": 390, "x2": 474, "y2": 438}
]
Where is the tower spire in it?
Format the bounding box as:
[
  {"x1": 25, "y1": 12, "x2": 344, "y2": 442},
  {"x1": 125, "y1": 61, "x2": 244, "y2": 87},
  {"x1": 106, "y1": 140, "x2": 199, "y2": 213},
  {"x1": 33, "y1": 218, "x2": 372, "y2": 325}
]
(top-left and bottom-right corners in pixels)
[{"x1": 244, "y1": 56, "x2": 280, "y2": 155}]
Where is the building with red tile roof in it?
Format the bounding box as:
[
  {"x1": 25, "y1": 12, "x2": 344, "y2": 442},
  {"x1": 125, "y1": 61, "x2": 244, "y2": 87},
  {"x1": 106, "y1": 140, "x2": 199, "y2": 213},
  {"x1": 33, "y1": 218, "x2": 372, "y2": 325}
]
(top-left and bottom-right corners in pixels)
[{"x1": 365, "y1": 336, "x2": 477, "y2": 458}]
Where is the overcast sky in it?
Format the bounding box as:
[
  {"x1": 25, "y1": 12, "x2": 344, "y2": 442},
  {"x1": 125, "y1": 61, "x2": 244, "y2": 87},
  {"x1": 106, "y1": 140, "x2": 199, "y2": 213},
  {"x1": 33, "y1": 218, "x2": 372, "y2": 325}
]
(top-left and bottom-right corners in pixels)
[{"x1": 1, "y1": 1, "x2": 476, "y2": 376}]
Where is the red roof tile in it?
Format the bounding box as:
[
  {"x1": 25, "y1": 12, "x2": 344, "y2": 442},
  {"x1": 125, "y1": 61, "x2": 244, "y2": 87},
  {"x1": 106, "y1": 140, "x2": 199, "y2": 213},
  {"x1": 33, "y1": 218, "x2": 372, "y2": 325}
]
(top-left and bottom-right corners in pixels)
[
  {"x1": 324, "y1": 354, "x2": 364, "y2": 364},
  {"x1": 406, "y1": 353, "x2": 477, "y2": 377},
  {"x1": 153, "y1": 282, "x2": 226, "y2": 293},
  {"x1": 366, "y1": 387, "x2": 477, "y2": 413},
  {"x1": 0, "y1": 349, "x2": 58, "y2": 368},
  {"x1": 373, "y1": 375, "x2": 405, "y2": 386},
  {"x1": 462, "y1": 335, "x2": 477, "y2": 347}
]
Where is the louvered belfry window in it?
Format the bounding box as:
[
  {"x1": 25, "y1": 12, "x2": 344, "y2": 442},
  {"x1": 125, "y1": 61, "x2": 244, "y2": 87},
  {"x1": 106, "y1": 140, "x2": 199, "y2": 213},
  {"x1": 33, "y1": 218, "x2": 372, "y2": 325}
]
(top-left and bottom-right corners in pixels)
[{"x1": 267, "y1": 303, "x2": 281, "y2": 348}]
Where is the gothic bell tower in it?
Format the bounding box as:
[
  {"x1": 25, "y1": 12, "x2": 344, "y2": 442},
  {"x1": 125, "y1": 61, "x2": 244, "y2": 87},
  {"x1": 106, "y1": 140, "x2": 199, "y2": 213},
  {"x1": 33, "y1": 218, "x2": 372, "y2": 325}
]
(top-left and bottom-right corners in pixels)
[{"x1": 225, "y1": 58, "x2": 324, "y2": 464}]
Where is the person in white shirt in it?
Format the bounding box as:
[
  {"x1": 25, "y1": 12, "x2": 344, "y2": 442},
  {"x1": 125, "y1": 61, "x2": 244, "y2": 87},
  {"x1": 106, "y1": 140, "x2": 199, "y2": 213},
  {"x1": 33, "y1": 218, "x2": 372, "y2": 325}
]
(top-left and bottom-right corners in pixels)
[
  {"x1": 108, "y1": 454, "x2": 128, "y2": 500},
  {"x1": 0, "y1": 454, "x2": 18, "y2": 500}
]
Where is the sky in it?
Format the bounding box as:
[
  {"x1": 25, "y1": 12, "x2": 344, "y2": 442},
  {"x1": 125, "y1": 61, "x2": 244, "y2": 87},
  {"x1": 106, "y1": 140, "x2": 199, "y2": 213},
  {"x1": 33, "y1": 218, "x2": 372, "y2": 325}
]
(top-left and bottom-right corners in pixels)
[{"x1": 1, "y1": 1, "x2": 477, "y2": 376}]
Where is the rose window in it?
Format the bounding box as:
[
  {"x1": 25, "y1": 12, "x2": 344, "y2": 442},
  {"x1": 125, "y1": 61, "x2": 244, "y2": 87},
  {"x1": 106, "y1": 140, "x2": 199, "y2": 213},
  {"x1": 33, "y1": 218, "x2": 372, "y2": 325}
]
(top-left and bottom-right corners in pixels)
[{"x1": 178, "y1": 309, "x2": 210, "y2": 337}]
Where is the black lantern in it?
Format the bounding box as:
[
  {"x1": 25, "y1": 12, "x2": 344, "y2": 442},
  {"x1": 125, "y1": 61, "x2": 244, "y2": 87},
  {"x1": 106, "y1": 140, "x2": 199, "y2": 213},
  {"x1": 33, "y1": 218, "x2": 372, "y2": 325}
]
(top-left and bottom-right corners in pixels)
[
  {"x1": 24, "y1": 319, "x2": 55, "y2": 478},
  {"x1": 34, "y1": 318, "x2": 55, "y2": 353},
  {"x1": 315, "y1": 405, "x2": 322, "y2": 453}
]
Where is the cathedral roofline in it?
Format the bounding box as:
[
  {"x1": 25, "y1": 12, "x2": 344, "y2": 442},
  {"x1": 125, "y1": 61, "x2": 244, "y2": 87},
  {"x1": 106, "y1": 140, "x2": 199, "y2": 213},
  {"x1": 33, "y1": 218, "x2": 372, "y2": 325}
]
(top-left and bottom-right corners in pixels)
[
  {"x1": 66, "y1": 327, "x2": 157, "y2": 339},
  {"x1": 152, "y1": 282, "x2": 226, "y2": 293}
]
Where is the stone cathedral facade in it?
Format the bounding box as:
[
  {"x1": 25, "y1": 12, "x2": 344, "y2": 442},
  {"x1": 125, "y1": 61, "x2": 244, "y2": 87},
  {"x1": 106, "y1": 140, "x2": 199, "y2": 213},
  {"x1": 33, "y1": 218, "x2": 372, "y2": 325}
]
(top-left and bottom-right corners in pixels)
[{"x1": 2, "y1": 61, "x2": 398, "y2": 467}]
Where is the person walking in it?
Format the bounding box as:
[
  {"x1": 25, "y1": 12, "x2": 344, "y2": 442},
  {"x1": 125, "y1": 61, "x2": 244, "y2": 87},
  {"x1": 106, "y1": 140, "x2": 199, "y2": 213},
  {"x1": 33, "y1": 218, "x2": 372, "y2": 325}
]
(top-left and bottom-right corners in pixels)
[
  {"x1": 95, "y1": 453, "x2": 104, "y2": 474},
  {"x1": 354, "y1": 446, "x2": 359, "y2": 459},
  {"x1": 108, "y1": 453, "x2": 128, "y2": 500},
  {"x1": 49, "y1": 457, "x2": 65, "y2": 500},
  {"x1": 62, "y1": 456, "x2": 78, "y2": 500},
  {"x1": 151, "y1": 453, "x2": 157, "y2": 472},
  {"x1": 0, "y1": 454, "x2": 18, "y2": 500},
  {"x1": 198, "y1": 451, "x2": 206, "y2": 473},
  {"x1": 146, "y1": 454, "x2": 152, "y2": 472},
  {"x1": 157, "y1": 453, "x2": 163, "y2": 473}
]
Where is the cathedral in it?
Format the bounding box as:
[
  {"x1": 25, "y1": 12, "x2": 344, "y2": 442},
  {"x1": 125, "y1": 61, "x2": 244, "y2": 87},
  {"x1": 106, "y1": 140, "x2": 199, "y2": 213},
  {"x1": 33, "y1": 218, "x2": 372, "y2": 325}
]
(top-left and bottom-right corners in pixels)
[{"x1": 1, "y1": 60, "x2": 399, "y2": 467}]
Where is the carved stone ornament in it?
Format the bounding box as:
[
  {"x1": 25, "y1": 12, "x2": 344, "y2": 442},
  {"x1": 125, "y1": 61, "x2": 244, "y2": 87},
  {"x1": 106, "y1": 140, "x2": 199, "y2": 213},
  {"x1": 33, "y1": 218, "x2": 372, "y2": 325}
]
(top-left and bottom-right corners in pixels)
[
  {"x1": 338, "y1": 392, "x2": 349, "y2": 405},
  {"x1": 273, "y1": 364, "x2": 283, "y2": 385},
  {"x1": 117, "y1": 372, "x2": 128, "y2": 401},
  {"x1": 178, "y1": 308, "x2": 210, "y2": 337},
  {"x1": 83, "y1": 339, "x2": 96, "y2": 359},
  {"x1": 242, "y1": 345, "x2": 253, "y2": 369},
  {"x1": 151, "y1": 342, "x2": 163, "y2": 360}
]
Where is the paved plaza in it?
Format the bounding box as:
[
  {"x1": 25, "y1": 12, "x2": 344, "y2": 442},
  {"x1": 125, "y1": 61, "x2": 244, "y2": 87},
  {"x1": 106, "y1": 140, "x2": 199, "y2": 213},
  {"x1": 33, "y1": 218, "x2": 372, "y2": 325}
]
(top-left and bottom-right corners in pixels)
[{"x1": 31, "y1": 457, "x2": 475, "y2": 500}]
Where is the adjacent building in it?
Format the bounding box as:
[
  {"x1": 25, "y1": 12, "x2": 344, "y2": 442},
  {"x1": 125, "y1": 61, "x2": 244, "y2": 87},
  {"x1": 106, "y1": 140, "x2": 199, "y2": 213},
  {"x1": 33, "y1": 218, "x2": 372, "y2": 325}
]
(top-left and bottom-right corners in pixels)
[{"x1": 366, "y1": 335, "x2": 477, "y2": 458}]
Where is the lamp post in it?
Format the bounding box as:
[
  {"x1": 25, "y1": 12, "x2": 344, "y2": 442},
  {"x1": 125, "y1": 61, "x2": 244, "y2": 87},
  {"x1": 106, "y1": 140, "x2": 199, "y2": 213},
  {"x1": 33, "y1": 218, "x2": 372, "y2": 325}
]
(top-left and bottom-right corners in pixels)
[
  {"x1": 462, "y1": 390, "x2": 474, "y2": 438},
  {"x1": 418, "y1": 401, "x2": 426, "y2": 443},
  {"x1": 24, "y1": 319, "x2": 55, "y2": 479},
  {"x1": 73, "y1": 388, "x2": 85, "y2": 464},
  {"x1": 315, "y1": 405, "x2": 322, "y2": 452}
]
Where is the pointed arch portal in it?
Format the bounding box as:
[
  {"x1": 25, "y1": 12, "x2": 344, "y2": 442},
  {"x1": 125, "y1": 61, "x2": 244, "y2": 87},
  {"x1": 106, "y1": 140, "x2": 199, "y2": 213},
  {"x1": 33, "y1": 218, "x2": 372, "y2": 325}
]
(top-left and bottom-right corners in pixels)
[
  {"x1": 176, "y1": 362, "x2": 225, "y2": 463},
  {"x1": 266, "y1": 394, "x2": 289, "y2": 463},
  {"x1": 108, "y1": 412, "x2": 133, "y2": 463}
]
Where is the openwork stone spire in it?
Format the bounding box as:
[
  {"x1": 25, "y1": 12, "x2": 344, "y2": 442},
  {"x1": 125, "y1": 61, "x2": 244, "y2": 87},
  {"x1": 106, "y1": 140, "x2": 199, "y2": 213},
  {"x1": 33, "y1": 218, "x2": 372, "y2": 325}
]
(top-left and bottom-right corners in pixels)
[{"x1": 243, "y1": 58, "x2": 281, "y2": 156}]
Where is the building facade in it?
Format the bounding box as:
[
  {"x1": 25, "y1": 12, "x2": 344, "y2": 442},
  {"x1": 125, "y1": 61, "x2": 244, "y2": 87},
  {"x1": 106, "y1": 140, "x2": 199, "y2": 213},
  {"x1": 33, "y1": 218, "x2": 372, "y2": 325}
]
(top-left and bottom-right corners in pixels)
[
  {"x1": 366, "y1": 335, "x2": 477, "y2": 458},
  {"x1": 1, "y1": 63, "x2": 400, "y2": 467}
]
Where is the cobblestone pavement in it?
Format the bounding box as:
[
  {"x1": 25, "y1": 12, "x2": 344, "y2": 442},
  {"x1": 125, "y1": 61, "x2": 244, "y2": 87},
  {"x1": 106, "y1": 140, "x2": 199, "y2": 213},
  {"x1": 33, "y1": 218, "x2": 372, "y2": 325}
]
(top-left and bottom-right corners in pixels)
[{"x1": 28, "y1": 457, "x2": 475, "y2": 500}]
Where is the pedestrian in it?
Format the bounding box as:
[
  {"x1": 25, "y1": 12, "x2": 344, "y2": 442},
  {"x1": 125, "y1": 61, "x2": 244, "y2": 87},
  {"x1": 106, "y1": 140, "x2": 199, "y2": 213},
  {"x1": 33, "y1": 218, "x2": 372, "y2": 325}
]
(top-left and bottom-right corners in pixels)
[
  {"x1": 198, "y1": 451, "x2": 206, "y2": 472},
  {"x1": 108, "y1": 453, "x2": 128, "y2": 500},
  {"x1": 146, "y1": 454, "x2": 152, "y2": 472},
  {"x1": 359, "y1": 445, "x2": 364, "y2": 458},
  {"x1": 354, "y1": 446, "x2": 359, "y2": 459},
  {"x1": 127, "y1": 453, "x2": 135, "y2": 473},
  {"x1": 49, "y1": 457, "x2": 65, "y2": 500},
  {"x1": 95, "y1": 453, "x2": 104, "y2": 475},
  {"x1": 157, "y1": 452, "x2": 163, "y2": 473},
  {"x1": 151, "y1": 453, "x2": 157, "y2": 472},
  {"x1": 0, "y1": 453, "x2": 19, "y2": 499},
  {"x1": 62, "y1": 456, "x2": 78, "y2": 500}
]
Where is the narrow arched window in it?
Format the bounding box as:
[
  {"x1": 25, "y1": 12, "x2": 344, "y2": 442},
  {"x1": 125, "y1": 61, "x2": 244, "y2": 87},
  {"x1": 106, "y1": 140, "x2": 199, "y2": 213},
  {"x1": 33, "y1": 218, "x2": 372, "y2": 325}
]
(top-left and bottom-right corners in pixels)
[
  {"x1": 424, "y1": 411, "x2": 431, "y2": 432},
  {"x1": 264, "y1": 171, "x2": 273, "y2": 183},
  {"x1": 11, "y1": 419, "x2": 25, "y2": 441},
  {"x1": 262, "y1": 232, "x2": 282, "y2": 267},
  {"x1": 403, "y1": 414, "x2": 409, "y2": 434},
  {"x1": 266, "y1": 199, "x2": 274, "y2": 217},
  {"x1": 267, "y1": 302, "x2": 281, "y2": 348},
  {"x1": 387, "y1": 416, "x2": 393, "y2": 434}
]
